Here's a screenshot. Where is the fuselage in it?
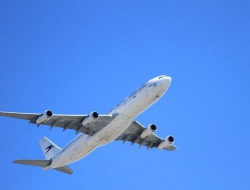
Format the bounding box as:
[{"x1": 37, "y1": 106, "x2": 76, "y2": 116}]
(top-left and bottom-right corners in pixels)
[{"x1": 49, "y1": 76, "x2": 171, "y2": 169}]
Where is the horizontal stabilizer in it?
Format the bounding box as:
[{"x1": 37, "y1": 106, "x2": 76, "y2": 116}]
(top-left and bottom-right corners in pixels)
[
  {"x1": 164, "y1": 145, "x2": 177, "y2": 151},
  {"x1": 53, "y1": 165, "x2": 73, "y2": 175},
  {"x1": 13, "y1": 159, "x2": 51, "y2": 167},
  {"x1": 13, "y1": 160, "x2": 73, "y2": 175}
]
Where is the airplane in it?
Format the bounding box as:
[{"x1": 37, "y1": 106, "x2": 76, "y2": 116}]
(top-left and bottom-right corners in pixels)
[{"x1": 0, "y1": 75, "x2": 177, "y2": 174}]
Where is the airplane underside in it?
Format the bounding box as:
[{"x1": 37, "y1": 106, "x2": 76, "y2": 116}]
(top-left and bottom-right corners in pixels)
[{"x1": 50, "y1": 114, "x2": 134, "y2": 168}]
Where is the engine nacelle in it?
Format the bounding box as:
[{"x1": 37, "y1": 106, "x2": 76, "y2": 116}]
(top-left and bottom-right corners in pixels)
[
  {"x1": 158, "y1": 135, "x2": 175, "y2": 149},
  {"x1": 140, "y1": 124, "x2": 157, "y2": 138},
  {"x1": 36, "y1": 110, "x2": 53, "y2": 124},
  {"x1": 82, "y1": 112, "x2": 99, "y2": 126}
]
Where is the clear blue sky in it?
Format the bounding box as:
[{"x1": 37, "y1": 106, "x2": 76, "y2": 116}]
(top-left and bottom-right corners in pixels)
[{"x1": 0, "y1": 0, "x2": 249, "y2": 189}]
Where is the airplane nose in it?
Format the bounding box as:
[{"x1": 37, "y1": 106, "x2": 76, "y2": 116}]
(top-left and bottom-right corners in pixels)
[{"x1": 161, "y1": 76, "x2": 172, "y2": 89}]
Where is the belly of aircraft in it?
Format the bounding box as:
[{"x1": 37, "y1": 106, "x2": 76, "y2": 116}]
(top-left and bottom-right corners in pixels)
[
  {"x1": 51, "y1": 114, "x2": 133, "y2": 168},
  {"x1": 93, "y1": 113, "x2": 133, "y2": 144}
]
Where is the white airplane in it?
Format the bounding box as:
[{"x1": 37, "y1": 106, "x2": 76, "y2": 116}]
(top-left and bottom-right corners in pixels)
[{"x1": 0, "y1": 75, "x2": 177, "y2": 174}]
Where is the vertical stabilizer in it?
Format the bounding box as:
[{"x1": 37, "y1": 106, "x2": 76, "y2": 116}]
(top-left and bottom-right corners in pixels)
[{"x1": 39, "y1": 137, "x2": 62, "y2": 160}]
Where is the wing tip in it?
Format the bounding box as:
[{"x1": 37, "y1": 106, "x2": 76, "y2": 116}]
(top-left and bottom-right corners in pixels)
[
  {"x1": 164, "y1": 145, "x2": 178, "y2": 151},
  {"x1": 12, "y1": 160, "x2": 22, "y2": 164}
]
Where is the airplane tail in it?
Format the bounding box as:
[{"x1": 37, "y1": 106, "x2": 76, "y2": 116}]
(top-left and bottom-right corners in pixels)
[
  {"x1": 13, "y1": 137, "x2": 73, "y2": 174},
  {"x1": 39, "y1": 137, "x2": 62, "y2": 160}
]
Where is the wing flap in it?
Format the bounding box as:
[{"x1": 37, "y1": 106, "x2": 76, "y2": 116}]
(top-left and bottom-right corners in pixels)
[{"x1": 37, "y1": 114, "x2": 115, "y2": 135}]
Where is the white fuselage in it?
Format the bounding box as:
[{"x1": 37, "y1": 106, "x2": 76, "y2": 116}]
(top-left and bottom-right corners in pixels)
[{"x1": 49, "y1": 76, "x2": 171, "y2": 169}]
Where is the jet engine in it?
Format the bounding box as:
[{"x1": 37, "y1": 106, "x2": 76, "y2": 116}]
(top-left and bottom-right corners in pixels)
[
  {"x1": 140, "y1": 124, "x2": 157, "y2": 138},
  {"x1": 36, "y1": 110, "x2": 53, "y2": 124},
  {"x1": 158, "y1": 136, "x2": 175, "y2": 149},
  {"x1": 81, "y1": 112, "x2": 99, "y2": 126}
]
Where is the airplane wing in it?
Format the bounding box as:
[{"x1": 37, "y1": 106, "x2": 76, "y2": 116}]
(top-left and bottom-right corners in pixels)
[
  {"x1": 0, "y1": 111, "x2": 116, "y2": 136},
  {"x1": 115, "y1": 120, "x2": 177, "y2": 151},
  {"x1": 0, "y1": 111, "x2": 176, "y2": 151}
]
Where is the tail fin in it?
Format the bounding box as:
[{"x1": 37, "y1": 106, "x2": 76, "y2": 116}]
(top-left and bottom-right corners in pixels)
[{"x1": 39, "y1": 137, "x2": 61, "y2": 160}]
